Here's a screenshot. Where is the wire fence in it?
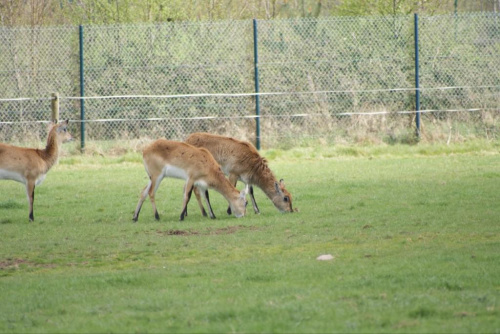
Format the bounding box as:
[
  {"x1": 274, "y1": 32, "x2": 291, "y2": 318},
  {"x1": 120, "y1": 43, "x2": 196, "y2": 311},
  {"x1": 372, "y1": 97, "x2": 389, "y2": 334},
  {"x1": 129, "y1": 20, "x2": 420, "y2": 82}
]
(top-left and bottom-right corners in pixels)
[{"x1": 0, "y1": 13, "x2": 499, "y2": 149}]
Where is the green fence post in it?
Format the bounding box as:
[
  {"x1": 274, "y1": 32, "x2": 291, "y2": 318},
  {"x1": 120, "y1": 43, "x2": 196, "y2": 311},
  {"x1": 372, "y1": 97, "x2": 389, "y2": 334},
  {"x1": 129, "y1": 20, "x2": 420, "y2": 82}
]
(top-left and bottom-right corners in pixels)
[
  {"x1": 79, "y1": 25, "x2": 85, "y2": 152},
  {"x1": 414, "y1": 14, "x2": 421, "y2": 139},
  {"x1": 253, "y1": 19, "x2": 261, "y2": 150}
]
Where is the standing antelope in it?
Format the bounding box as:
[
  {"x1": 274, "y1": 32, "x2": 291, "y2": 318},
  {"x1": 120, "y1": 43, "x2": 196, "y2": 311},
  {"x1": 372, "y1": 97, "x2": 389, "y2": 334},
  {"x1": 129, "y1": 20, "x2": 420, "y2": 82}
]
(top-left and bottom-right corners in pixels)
[
  {"x1": 185, "y1": 132, "x2": 294, "y2": 214},
  {"x1": 132, "y1": 139, "x2": 247, "y2": 222},
  {"x1": 0, "y1": 120, "x2": 72, "y2": 221}
]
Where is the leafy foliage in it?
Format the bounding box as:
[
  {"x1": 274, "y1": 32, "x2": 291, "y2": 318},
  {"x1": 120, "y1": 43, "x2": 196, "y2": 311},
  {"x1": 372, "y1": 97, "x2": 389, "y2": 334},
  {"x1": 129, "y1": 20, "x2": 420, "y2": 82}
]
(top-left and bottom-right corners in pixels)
[{"x1": 1, "y1": 0, "x2": 498, "y2": 26}]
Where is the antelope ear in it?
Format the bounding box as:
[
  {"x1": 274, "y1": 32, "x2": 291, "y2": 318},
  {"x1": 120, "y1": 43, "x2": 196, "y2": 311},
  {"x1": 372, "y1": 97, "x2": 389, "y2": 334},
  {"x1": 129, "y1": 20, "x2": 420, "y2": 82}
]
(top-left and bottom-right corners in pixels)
[
  {"x1": 279, "y1": 179, "x2": 285, "y2": 187},
  {"x1": 275, "y1": 181, "x2": 284, "y2": 196}
]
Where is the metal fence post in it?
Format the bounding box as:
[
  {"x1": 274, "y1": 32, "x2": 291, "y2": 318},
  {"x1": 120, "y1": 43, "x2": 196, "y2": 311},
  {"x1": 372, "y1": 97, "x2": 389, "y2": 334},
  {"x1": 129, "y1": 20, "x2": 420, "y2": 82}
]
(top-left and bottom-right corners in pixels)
[
  {"x1": 414, "y1": 14, "x2": 421, "y2": 139},
  {"x1": 252, "y1": 19, "x2": 261, "y2": 150},
  {"x1": 79, "y1": 25, "x2": 85, "y2": 152}
]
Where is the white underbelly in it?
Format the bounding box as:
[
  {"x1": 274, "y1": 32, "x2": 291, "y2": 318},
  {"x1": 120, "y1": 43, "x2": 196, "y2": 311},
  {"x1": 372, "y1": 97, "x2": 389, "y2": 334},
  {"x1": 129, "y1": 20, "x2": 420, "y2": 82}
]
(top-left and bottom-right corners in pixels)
[
  {"x1": 0, "y1": 169, "x2": 26, "y2": 184},
  {"x1": 161, "y1": 165, "x2": 208, "y2": 190},
  {"x1": 35, "y1": 174, "x2": 47, "y2": 186},
  {"x1": 0, "y1": 169, "x2": 47, "y2": 186},
  {"x1": 163, "y1": 165, "x2": 188, "y2": 180},
  {"x1": 194, "y1": 180, "x2": 208, "y2": 190}
]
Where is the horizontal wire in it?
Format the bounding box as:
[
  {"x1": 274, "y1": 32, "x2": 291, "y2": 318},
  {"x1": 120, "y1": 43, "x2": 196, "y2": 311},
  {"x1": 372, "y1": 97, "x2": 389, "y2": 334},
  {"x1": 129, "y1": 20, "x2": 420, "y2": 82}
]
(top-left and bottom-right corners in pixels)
[
  {"x1": 0, "y1": 85, "x2": 499, "y2": 102},
  {"x1": 1, "y1": 107, "x2": 496, "y2": 125}
]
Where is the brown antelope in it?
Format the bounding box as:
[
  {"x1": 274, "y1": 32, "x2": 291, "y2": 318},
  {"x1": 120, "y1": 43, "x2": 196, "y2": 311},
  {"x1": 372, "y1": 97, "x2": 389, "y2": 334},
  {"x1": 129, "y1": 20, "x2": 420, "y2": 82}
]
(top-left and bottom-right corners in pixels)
[
  {"x1": 185, "y1": 132, "x2": 294, "y2": 214},
  {"x1": 0, "y1": 120, "x2": 73, "y2": 221},
  {"x1": 132, "y1": 139, "x2": 247, "y2": 222}
]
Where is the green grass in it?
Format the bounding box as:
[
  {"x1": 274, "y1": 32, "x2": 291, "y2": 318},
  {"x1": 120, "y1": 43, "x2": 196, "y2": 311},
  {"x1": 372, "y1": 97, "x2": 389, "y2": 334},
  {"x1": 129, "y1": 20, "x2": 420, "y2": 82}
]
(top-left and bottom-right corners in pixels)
[{"x1": 0, "y1": 142, "x2": 499, "y2": 333}]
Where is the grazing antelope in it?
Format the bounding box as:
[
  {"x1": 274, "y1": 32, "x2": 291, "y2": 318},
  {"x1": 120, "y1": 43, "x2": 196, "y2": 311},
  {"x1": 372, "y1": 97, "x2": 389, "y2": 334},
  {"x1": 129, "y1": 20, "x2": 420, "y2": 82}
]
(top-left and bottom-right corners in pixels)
[
  {"x1": 185, "y1": 132, "x2": 294, "y2": 214},
  {"x1": 132, "y1": 139, "x2": 247, "y2": 222},
  {"x1": 0, "y1": 120, "x2": 73, "y2": 221}
]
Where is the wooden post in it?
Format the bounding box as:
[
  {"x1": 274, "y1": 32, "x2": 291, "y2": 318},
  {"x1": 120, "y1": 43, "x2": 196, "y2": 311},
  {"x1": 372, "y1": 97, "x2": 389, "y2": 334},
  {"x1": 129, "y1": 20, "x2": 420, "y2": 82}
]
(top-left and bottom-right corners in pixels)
[{"x1": 51, "y1": 92, "x2": 59, "y2": 123}]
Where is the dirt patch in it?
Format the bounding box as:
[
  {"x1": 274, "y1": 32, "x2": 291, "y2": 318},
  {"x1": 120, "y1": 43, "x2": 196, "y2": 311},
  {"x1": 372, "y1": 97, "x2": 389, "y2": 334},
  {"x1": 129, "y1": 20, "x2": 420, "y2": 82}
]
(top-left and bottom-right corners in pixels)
[
  {"x1": 212, "y1": 225, "x2": 245, "y2": 235},
  {"x1": 0, "y1": 258, "x2": 29, "y2": 269},
  {"x1": 157, "y1": 229, "x2": 200, "y2": 236},
  {"x1": 156, "y1": 225, "x2": 259, "y2": 237},
  {"x1": 0, "y1": 258, "x2": 58, "y2": 270}
]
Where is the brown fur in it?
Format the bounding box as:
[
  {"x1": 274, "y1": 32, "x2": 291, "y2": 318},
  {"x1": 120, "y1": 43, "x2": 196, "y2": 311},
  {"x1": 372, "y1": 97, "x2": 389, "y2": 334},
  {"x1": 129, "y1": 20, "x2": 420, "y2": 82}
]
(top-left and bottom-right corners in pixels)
[
  {"x1": 0, "y1": 120, "x2": 73, "y2": 221},
  {"x1": 185, "y1": 132, "x2": 293, "y2": 213},
  {"x1": 133, "y1": 139, "x2": 247, "y2": 222}
]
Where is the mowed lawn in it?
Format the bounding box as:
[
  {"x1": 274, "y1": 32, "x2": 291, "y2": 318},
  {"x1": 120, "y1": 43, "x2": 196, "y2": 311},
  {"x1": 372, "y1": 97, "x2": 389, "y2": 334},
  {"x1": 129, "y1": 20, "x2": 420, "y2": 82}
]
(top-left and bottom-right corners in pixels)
[{"x1": 0, "y1": 143, "x2": 499, "y2": 333}]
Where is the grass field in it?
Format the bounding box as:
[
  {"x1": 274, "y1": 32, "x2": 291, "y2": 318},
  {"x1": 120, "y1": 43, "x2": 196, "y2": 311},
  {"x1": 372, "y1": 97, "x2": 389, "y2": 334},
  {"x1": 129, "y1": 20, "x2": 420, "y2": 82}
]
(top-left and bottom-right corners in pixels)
[{"x1": 1, "y1": 142, "x2": 499, "y2": 333}]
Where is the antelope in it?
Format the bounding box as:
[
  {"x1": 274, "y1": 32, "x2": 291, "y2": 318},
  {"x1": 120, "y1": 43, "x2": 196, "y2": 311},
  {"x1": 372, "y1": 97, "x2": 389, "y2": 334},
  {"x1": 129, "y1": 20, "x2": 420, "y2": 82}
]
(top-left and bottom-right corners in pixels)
[
  {"x1": 132, "y1": 139, "x2": 247, "y2": 222},
  {"x1": 185, "y1": 132, "x2": 294, "y2": 214},
  {"x1": 0, "y1": 120, "x2": 73, "y2": 221}
]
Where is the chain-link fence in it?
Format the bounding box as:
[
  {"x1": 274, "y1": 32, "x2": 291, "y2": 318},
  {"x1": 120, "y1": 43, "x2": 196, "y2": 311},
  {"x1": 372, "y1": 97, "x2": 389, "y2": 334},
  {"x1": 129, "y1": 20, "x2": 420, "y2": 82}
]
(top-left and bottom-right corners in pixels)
[
  {"x1": 0, "y1": 13, "x2": 499, "y2": 149},
  {"x1": 419, "y1": 13, "x2": 500, "y2": 142}
]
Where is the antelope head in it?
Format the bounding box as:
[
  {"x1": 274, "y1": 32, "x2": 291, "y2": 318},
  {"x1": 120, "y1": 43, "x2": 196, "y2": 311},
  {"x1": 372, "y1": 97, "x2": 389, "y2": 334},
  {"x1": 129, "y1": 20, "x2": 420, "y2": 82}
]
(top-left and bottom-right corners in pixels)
[{"x1": 273, "y1": 179, "x2": 294, "y2": 213}]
